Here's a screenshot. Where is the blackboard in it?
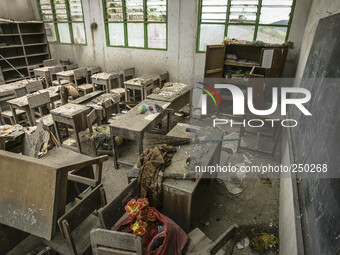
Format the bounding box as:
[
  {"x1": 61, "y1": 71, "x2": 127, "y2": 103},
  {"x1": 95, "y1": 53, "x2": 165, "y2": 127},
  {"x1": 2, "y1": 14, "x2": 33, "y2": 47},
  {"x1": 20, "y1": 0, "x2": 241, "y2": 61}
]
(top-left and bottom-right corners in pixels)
[{"x1": 290, "y1": 13, "x2": 340, "y2": 255}]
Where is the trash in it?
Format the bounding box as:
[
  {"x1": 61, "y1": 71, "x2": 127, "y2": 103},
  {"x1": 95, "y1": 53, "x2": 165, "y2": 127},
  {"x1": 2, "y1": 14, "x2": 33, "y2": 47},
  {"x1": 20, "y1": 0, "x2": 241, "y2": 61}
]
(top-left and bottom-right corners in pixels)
[
  {"x1": 223, "y1": 178, "x2": 246, "y2": 194},
  {"x1": 251, "y1": 233, "x2": 278, "y2": 251},
  {"x1": 243, "y1": 154, "x2": 252, "y2": 164},
  {"x1": 221, "y1": 132, "x2": 246, "y2": 154},
  {"x1": 260, "y1": 174, "x2": 272, "y2": 186},
  {"x1": 237, "y1": 237, "x2": 250, "y2": 250},
  {"x1": 198, "y1": 219, "x2": 210, "y2": 226},
  {"x1": 138, "y1": 104, "x2": 148, "y2": 114},
  {"x1": 23, "y1": 122, "x2": 49, "y2": 158}
]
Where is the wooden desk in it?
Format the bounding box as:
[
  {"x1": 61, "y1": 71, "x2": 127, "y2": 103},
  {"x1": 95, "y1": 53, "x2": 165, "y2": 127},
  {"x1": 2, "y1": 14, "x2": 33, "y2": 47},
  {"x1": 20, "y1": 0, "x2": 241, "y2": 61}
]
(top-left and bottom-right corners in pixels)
[
  {"x1": 51, "y1": 103, "x2": 91, "y2": 153},
  {"x1": 56, "y1": 70, "x2": 75, "y2": 85},
  {"x1": 124, "y1": 77, "x2": 153, "y2": 102},
  {"x1": 109, "y1": 99, "x2": 171, "y2": 168},
  {"x1": 0, "y1": 149, "x2": 107, "y2": 240},
  {"x1": 91, "y1": 72, "x2": 119, "y2": 93},
  {"x1": 0, "y1": 124, "x2": 24, "y2": 150},
  {"x1": 33, "y1": 66, "x2": 59, "y2": 83},
  {"x1": 6, "y1": 86, "x2": 61, "y2": 126}
]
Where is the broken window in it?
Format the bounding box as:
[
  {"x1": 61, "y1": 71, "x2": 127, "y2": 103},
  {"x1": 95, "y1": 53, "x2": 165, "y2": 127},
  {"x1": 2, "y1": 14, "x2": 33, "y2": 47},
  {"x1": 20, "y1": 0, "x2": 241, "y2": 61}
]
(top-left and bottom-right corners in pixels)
[
  {"x1": 37, "y1": 0, "x2": 87, "y2": 45},
  {"x1": 104, "y1": 0, "x2": 167, "y2": 50},
  {"x1": 197, "y1": 0, "x2": 295, "y2": 52}
]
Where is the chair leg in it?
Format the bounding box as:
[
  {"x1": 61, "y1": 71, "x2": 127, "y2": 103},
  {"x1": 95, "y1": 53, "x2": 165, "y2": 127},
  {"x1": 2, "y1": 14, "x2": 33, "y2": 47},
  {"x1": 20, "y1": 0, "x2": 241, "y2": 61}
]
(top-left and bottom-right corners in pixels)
[{"x1": 61, "y1": 220, "x2": 78, "y2": 255}]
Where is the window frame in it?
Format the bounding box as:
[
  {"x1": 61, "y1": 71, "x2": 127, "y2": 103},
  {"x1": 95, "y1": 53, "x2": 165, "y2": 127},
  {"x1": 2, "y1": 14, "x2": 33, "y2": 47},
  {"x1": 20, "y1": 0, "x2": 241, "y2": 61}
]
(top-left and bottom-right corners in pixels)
[
  {"x1": 36, "y1": 0, "x2": 87, "y2": 45},
  {"x1": 196, "y1": 0, "x2": 296, "y2": 53},
  {"x1": 102, "y1": 0, "x2": 168, "y2": 51}
]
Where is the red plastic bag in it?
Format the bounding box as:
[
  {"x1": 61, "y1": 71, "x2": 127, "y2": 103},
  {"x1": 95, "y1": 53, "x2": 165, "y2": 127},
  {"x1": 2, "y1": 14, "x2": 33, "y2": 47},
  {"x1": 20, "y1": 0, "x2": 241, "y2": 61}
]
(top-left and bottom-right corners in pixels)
[{"x1": 116, "y1": 207, "x2": 188, "y2": 255}]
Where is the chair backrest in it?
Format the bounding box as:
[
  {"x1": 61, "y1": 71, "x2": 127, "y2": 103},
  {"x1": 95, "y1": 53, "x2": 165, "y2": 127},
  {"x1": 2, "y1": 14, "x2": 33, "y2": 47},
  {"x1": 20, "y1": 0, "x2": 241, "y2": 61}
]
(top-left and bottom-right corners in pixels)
[
  {"x1": 14, "y1": 86, "x2": 27, "y2": 97},
  {"x1": 124, "y1": 67, "x2": 135, "y2": 81},
  {"x1": 43, "y1": 58, "x2": 57, "y2": 67},
  {"x1": 48, "y1": 66, "x2": 64, "y2": 82},
  {"x1": 91, "y1": 228, "x2": 142, "y2": 255},
  {"x1": 98, "y1": 178, "x2": 138, "y2": 230},
  {"x1": 160, "y1": 71, "x2": 169, "y2": 88},
  {"x1": 73, "y1": 68, "x2": 89, "y2": 86},
  {"x1": 27, "y1": 91, "x2": 51, "y2": 109},
  {"x1": 26, "y1": 80, "x2": 44, "y2": 93},
  {"x1": 87, "y1": 109, "x2": 99, "y2": 135},
  {"x1": 57, "y1": 184, "x2": 107, "y2": 237},
  {"x1": 144, "y1": 78, "x2": 153, "y2": 87}
]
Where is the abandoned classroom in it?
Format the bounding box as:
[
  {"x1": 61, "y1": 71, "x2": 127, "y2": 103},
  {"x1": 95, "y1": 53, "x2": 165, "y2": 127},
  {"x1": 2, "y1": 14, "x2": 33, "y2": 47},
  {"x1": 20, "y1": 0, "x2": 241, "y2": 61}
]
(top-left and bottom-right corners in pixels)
[{"x1": 0, "y1": 0, "x2": 339, "y2": 254}]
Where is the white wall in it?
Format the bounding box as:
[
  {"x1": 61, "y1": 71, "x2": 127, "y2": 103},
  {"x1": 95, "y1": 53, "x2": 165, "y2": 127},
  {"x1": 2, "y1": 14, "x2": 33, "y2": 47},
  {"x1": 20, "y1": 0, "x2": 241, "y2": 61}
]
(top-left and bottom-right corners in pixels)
[
  {"x1": 39, "y1": 0, "x2": 205, "y2": 84},
  {"x1": 0, "y1": 0, "x2": 39, "y2": 21}
]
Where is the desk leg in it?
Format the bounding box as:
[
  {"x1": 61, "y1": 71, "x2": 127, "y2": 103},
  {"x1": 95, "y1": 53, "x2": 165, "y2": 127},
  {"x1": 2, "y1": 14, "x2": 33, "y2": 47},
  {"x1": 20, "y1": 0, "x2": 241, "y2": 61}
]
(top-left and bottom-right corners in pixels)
[
  {"x1": 54, "y1": 121, "x2": 63, "y2": 146},
  {"x1": 138, "y1": 132, "x2": 144, "y2": 155},
  {"x1": 58, "y1": 77, "x2": 61, "y2": 85},
  {"x1": 72, "y1": 118, "x2": 82, "y2": 154},
  {"x1": 111, "y1": 134, "x2": 119, "y2": 169},
  {"x1": 124, "y1": 85, "x2": 129, "y2": 102},
  {"x1": 115, "y1": 103, "x2": 120, "y2": 113},
  {"x1": 24, "y1": 107, "x2": 35, "y2": 126},
  {"x1": 272, "y1": 125, "x2": 282, "y2": 157},
  {"x1": 9, "y1": 105, "x2": 18, "y2": 124},
  {"x1": 237, "y1": 120, "x2": 245, "y2": 152},
  {"x1": 167, "y1": 111, "x2": 172, "y2": 132}
]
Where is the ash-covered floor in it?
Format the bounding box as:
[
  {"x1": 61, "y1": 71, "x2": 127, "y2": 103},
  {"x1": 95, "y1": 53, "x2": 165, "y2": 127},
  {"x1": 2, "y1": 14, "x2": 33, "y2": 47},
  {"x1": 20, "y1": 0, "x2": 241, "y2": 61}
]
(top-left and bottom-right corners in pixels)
[{"x1": 73, "y1": 112, "x2": 281, "y2": 254}]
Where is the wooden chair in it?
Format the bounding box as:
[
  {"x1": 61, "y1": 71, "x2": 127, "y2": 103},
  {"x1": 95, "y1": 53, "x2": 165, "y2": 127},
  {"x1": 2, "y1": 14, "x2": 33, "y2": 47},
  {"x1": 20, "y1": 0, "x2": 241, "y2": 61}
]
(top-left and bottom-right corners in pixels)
[
  {"x1": 91, "y1": 229, "x2": 142, "y2": 255},
  {"x1": 43, "y1": 184, "x2": 107, "y2": 255},
  {"x1": 160, "y1": 71, "x2": 169, "y2": 88},
  {"x1": 26, "y1": 80, "x2": 44, "y2": 93},
  {"x1": 27, "y1": 92, "x2": 54, "y2": 129},
  {"x1": 0, "y1": 105, "x2": 26, "y2": 125},
  {"x1": 43, "y1": 58, "x2": 57, "y2": 67},
  {"x1": 28, "y1": 64, "x2": 40, "y2": 78},
  {"x1": 14, "y1": 86, "x2": 27, "y2": 97},
  {"x1": 74, "y1": 68, "x2": 94, "y2": 94},
  {"x1": 48, "y1": 66, "x2": 64, "y2": 86},
  {"x1": 123, "y1": 67, "x2": 135, "y2": 81}
]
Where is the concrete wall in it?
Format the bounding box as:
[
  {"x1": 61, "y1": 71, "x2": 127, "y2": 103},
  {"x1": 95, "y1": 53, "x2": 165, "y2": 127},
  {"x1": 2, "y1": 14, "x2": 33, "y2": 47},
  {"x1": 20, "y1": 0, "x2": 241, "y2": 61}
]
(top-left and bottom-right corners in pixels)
[
  {"x1": 0, "y1": 0, "x2": 39, "y2": 21},
  {"x1": 39, "y1": 0, "x2": 205, "y2": 85}
]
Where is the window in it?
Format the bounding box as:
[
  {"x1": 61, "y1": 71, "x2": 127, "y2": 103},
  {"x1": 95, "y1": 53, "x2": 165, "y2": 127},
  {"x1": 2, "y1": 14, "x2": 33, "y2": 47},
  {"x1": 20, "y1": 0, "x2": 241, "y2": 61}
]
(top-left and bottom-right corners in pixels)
[
  {"x1": 103, "y1": 0, "x2": 167, "y2": 50},
  {"x1": 37, "y1": 0, "x2": 87, "y2": 45},
  {"x1": 197, "y1": 0, "x2": 296, "y2": 52}
]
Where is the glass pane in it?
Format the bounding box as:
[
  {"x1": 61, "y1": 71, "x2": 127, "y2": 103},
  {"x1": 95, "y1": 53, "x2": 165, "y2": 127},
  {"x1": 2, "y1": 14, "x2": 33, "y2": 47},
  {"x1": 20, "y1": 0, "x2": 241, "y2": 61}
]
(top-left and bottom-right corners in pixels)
[
  {"x1": 108, "y1": 23, "x2": 125, "y2": 46},
  {"x1": 199, "y1": 24, "x2": 225, "y2": 51},
  {"x1": 229, "y1": 0, "x2": 258, "y2": 24},
  {"x1": 260, "y1": 7, "x2": 291, "y2": 25},
  {"x1": 44, "y1": 23, "x2": 57, "y2": 42},
  {"x1": 106, "y1": 0, "x2": 124, "y2": 21},
  {"x1": 227, "y1": 25, "x2": 254, "y2": 41},
  {"x1": 201, "y1": 0, "x2": 228, "y2": 22},
  {"x1": 262, "y1": 0, "x2": 293, "y2": 7},
  {"x1": 72, "y1": 23, "x2": 86, "y2": 44},
  {"x1": 147, "y1": 0, "x2": 167, "y2": 22},
  {"x1": 127, "y1": 23, "x2": 144, "y2": 47},
  {"x1": 126, "y1": 0, "x2": 144, "y2": 21},
  {"x1": 148, "y1": 23, "x2": 166, "y2": 48},
  {"x1": 69, "y1": 0, "x2": 84, "y2": 21},
  {"x1": 57, "y1": 23, "x2": 71, "y2": 43},
  {"x1": 54, "y1": 0, "x2": 68, "y2": 21},
  {"x1": 40, "y1": 0, "x2": 54, "y2": 21},
  {"x1": 256, "y1": 26, "x2": 287, "y2": 43}
]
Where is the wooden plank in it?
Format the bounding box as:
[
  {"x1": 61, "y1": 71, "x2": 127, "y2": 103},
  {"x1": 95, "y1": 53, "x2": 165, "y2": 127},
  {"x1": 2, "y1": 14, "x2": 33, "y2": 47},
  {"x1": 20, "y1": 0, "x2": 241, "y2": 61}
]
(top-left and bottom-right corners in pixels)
[{"x1": 204, "y1": 44, "x2": 225, "y2": 78}]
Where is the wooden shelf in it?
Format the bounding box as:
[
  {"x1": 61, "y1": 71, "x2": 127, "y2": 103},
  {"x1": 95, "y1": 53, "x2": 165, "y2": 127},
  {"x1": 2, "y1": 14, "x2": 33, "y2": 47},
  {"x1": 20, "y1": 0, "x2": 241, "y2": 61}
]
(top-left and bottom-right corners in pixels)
[
  {"x1": 6, "y1": 76, "x2": 29, "y2": 83},
  {"x1": 2, "y1": 65, "x2": 27, "y2": 72},
  {"x1": 0, "y1": 33, "x2": 20, "y2": 36},
  {"x1": 0, "y1": 55, "x2": 25, "y2": 60},
  {"x1": 26, "y1": 52, "x2": 49, "y2": 57},
  {"x1": 24, "y1": 43, "x2": 47, "y2": 47},
  {"x1": 224, "y1": 59, "x2": 260, "y2": 68},
  {"x1": 0, "y1": 45, "x2": 23, "y2": 49},
  {"x1": 21, "y1": 32, "x2": 45, "y2": 35}
]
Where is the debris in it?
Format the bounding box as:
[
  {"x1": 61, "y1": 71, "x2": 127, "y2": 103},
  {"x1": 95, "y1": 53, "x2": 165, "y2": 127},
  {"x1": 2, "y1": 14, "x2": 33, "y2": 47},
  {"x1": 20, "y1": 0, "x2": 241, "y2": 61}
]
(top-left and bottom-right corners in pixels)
[
  {"x1": 23, "y1": 122, "x2": 49, "y2": 158},
  {"x1": 237, "y1": 237, "x2": 250, "y2": 250},
  {"x1": 251, "y1": 233, "x2": 278, "y2": 251},
  {"x1": 138, "y1": 104, "x2": 148, "y2": 114},
  {"x1": 221, "y1": 132, "x2": 246, "y2": 154},
  {"x1": 243, "y1": 154, "x2": 252, "y2": 164},
  {"x1": 223, "y1": 178, "x2": 246, "y2": 194},
  {"x1": 198, "y1": 219, "x2": 210, "y2": 226},
  {"x1": 260, "y1": 174, "x2": 272, "y2": 186}
]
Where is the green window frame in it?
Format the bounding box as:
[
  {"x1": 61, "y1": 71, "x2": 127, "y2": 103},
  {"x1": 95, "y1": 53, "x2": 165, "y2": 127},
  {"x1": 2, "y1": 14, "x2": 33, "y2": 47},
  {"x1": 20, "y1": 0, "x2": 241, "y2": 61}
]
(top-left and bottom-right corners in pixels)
[
  {"x1": 37, "y1": 0, "x2": 87, "y2": 45},
  {"x1": 196, "y1": 0, "x2": 296, "y2": 53},
  {"x1": 103, "y1": 0, "x2": 168, "y2": 50}
]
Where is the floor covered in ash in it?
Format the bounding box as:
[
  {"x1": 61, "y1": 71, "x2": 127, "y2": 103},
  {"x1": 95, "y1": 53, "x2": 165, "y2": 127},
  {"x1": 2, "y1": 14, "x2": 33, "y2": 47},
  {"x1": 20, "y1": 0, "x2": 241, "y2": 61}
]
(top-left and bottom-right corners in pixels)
[{"x1": 73, "y1": 112, "x2": 282, "y2": 254}]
